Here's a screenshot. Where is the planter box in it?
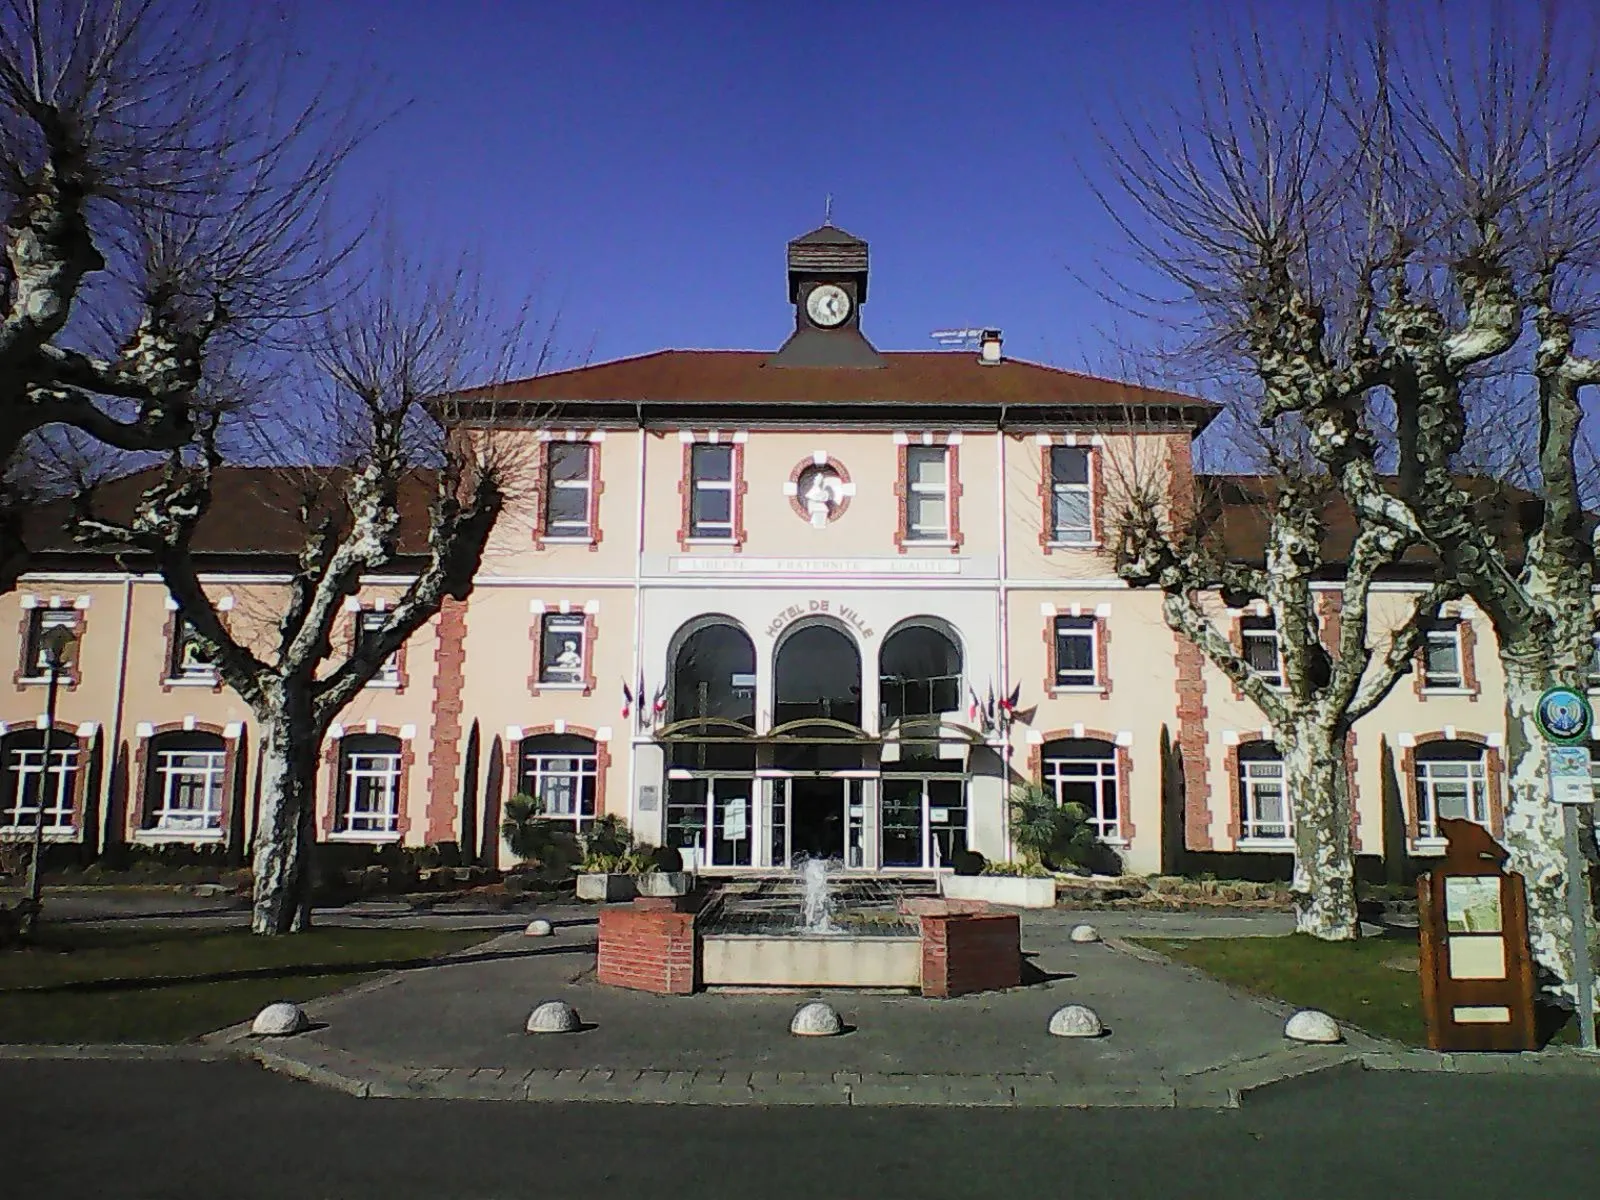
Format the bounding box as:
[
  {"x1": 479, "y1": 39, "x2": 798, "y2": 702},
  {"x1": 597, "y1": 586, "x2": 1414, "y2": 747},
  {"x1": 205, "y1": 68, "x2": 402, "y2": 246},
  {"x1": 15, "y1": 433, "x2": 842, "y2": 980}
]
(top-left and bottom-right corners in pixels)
[
  {"x1": 634, "y1": 871, "x2": 692, "y2": 897},
  {"x1": 940, "y1": 873, "x2": 1057, "y2": 909},
  {"x1": 576, "y1": 872, "x2": 637, "y2": 902}
]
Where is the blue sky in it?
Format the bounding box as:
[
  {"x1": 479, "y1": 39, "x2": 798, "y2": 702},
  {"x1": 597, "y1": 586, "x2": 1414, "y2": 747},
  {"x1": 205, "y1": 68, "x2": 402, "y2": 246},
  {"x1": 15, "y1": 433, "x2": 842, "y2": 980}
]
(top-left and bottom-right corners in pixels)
[{"x1": 296, "y1": 0, "x2": 1216, "y2": 374}]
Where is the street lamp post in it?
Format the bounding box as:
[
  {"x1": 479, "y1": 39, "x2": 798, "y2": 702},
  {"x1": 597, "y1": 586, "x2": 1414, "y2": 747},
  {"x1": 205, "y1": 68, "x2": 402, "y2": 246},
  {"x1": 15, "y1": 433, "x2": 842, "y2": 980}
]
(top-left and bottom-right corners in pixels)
[{"x1": 21, "y1": 626, "x2": 74, "y2": 939}]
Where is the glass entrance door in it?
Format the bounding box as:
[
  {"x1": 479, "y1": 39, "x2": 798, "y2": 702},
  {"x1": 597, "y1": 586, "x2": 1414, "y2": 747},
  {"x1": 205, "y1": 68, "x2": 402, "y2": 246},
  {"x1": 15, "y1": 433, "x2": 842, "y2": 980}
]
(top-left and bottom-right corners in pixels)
[{"x1": 879, "y1": 776, "x2": 968, "y2": 868}]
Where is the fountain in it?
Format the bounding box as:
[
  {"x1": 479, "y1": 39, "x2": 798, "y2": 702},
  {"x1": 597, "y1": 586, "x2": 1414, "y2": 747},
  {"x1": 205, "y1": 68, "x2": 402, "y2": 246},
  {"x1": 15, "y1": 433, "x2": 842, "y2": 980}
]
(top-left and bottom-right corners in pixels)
[{"x1": 797, "y1": 856, "x2": 839, "y2": 934}]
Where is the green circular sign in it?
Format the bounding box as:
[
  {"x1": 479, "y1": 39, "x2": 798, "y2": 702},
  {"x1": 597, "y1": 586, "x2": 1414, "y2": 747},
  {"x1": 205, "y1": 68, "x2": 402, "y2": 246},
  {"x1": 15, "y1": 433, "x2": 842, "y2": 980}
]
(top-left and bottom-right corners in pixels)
[{"x1": 1535, "y1": 686, "x2": 1594, "y2": 744}]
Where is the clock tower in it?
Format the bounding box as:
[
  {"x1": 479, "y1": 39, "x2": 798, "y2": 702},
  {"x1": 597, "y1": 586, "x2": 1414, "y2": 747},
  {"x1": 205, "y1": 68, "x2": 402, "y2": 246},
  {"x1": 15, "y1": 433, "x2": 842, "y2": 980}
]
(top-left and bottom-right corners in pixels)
[{"x1": 769, "y1": 221, "x2": 884, "y2": 368}]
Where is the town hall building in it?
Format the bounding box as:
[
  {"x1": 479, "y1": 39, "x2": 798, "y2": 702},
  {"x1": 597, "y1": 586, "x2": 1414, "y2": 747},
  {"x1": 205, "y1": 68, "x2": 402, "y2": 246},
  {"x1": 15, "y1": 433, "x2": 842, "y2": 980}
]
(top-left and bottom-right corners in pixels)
[{"x1": 6, "y1": 222, "x2": 1590, "y2": 878}]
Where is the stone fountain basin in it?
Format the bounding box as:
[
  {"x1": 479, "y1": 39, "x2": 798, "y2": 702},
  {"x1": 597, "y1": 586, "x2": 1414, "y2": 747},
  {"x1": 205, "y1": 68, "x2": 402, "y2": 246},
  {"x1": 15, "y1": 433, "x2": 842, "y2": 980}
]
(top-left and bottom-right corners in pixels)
[{"x1": 700, "y1": 931, "x2": 922, "y2": 989}]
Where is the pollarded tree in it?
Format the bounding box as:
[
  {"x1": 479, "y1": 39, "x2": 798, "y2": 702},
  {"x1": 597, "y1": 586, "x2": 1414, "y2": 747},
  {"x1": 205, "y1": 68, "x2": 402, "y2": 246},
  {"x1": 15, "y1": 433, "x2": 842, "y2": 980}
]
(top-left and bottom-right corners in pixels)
[
  {"x1": 0, "y1": 0, "x2": 362, "y2": 592},
  {"x1": 75, "y1": 260, "x2": 550, "y2": 934},
  {"x1": 1114, "y1": 449, "x2": 1458, "y2": 939},
  {"x1": 1099, "y1": 3, "x2": 1600, "y2": 994}
]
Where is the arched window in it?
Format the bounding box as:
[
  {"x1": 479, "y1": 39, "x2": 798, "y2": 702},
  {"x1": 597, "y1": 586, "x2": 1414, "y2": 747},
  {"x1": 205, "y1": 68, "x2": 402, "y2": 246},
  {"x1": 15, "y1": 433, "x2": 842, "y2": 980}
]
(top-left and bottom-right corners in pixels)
[
  {"x1": 335, "y1": 734, "x2": 403, "y2": 836},
  {"x1": 144, "y1": 731, "x2": 227, "y2": 835},
  {"x1": 774, "y1": 623, "x2": 861, "y2": 727},
  {"x1": 1235, "y1": 741, "x2": 1290, "y2": 843},
  {"x1": 0, "y1": 728, "x2": 77, "y2": 832},
  {"x1": 1040, "y1": 738, "x2": 1120, "y2": 843},
  {"x1": 1413, "y1": 740, "x2": 1489, "y2": 840},
  {"x1": 670, "y1": 621, "x2": 756, "y2": 727},
  {"x1": 878, "y1": 622, "x2": 962, "y2": 724},
  {"x1": 518, "y1": 733, "x2": 599, "y2": 825}
]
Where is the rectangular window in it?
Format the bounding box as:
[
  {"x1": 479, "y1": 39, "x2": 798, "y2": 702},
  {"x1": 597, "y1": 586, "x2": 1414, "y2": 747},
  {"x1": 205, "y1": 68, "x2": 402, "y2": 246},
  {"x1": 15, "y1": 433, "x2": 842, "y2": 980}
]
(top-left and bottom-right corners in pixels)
[
  {"x1": 154, "y1": 750, "x2": 226, "y2": 834},
  {"x1": 1415, "y1": 757, "x2": 1488, "y2": 841},
  {"x1": 1422, "y1": 622, "x2": 1464, "y2": 690},
  {"x1": 1589, "y1": 628, "x2": 1600, "y2": 691},
  {"x1": 1049, "y1": 446, "x2": 1093, "y2": 543},
  {"x1": 904, "y1": 446, "x2": 950, "y2": 540},
  {"x1": 342, "y1": 753, "x2": 401, "y2": 834},
  {"x1": 355, "y1": 610, "x2": 400, "y2": 685},
  {"x1": 543, "y1": 443, "x2": 594, "y2": 538},
  {"x1": 1240, "y1": 617, "x2": 1282, "y2": 688},
  {"x1": 2, "y1": 745, "x2": 77, "y2": 830},
  {"x1": 168, "y1": 617, "x2": 217, "y2": 681},
  {"x1": 520, "y1": 752, "x2": 598, "y2": 822},
  {"x1": 23, "y1": 607, "x2": 77, "y2": 678},
  {"x1": 1053, "y1": 616, "x2": 1098, "y2": 688},
  {"x1": 1042, "y1": 755, "x2": 1119, "y2": 843},
  {"x1": 1240, "y1": 758, "x2": 1291, "y2": 841},
  {"x1": 688, "y1": 444, "x2": 735, "y2": 539},
  {"x1": 538, "y1": 613, "x2": 588, "y2": 686}
]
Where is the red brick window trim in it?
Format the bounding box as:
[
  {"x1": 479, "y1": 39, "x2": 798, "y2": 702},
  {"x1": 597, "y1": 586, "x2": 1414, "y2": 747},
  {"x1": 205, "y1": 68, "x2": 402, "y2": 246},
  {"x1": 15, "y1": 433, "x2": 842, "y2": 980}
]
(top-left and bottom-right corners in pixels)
[
  {"x1": 322, "y1": 724, "x2": 415, "y2": 841},
  {"x1": 1414, "y1": 608, "x2": 1480, "y2": 700},
  {"x1": 1041, "y1": 604, "x2": 1112, "y2": 698},
  {"x1": 14, "y1": 594, "x2": 87, "y2": 692},
  {"x1": 1028, "y1": 728, "x2": 1134, "y2": 845},
  {"x1": 533, "y1": 432, "x2": 605, "y2": 552},
  {"x1": 131, "y1": 721, "x2": 243, "y2": 842},
  {"x1": 160, "y1": 599, "x2": 231, "y2": 695},
  {"x1": 528, "y1": 601, "x2": 599, "y2": 698},
  {"x1": 0, "y1": 720, "x2": 94, "y2": 837},
  {"x1": 1399, "y1": 731, "x2": 1505, "y2": 849},
  {"x1": 894, "y1": 433, "x2": 963, "y2": 554},
  {"x1": 345, "y1": 601, "x2": 411, "y2": 693},
  {"x1": 503, "y1": 723, "x2": 612, "y2": 825},
  {"x1": 1035, "y1": 434, "x2": 1104, "y2": 553},
  {"x1": 677, "y1": 431, "x2": 748, "y2": 549}
]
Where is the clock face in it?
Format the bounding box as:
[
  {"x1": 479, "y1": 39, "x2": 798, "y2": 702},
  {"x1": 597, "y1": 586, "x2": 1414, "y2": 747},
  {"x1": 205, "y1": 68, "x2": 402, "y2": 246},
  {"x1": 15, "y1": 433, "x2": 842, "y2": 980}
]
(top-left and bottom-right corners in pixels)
[{"x1": 805, "y1": 283, "x2": 852, "y2": 328}]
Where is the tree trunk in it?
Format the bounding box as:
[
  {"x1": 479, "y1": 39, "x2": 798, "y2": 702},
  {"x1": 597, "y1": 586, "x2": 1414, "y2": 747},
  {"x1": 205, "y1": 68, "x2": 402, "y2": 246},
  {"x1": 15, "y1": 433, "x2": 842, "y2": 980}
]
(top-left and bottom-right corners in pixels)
[
  {"x1": 1284, "y1": 721, "x2": 1359, "y2": 940},
  {"x1": 250, "y1": 703, "x2": 323, "y2": 936},
  {"x1": 1499, "y1": 647, "x2": 1596, "y2": 1001}
]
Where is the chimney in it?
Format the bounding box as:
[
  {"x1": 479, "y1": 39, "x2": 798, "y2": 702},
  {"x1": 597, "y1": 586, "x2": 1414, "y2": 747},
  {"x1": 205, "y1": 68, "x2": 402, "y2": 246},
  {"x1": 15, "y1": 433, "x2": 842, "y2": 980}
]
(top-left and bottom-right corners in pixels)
[{"x1": 979, "y1": 329, "x2": 1002, "y2": 364}]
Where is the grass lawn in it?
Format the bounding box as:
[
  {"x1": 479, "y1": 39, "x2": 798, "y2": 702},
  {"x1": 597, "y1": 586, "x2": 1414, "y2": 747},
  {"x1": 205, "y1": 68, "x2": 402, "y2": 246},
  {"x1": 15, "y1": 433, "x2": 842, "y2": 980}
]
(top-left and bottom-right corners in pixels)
[
  {"x1": 1135, "y1": 934, "x2": 1581, "y2": 1048},
  {"x1": 0, "y1": 924, "x2": 493, "y2": 1044}
]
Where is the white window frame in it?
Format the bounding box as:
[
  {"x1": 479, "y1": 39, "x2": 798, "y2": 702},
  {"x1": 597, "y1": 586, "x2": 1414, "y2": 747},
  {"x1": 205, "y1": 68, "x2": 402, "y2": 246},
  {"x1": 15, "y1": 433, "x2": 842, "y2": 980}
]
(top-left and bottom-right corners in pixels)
[
  {"x1": 520, "y1": 749, "x2": 599, "y2": 823},
  {"x1": 168, "y1": 617, "x2": 217, "y2": 683},
  {"x1": 1421, "y1": 622, "x2": 1464, "y2": 691},
  {"x1": 339, "y1": 751, "x2": 402, "y2": 836},
  {"x1": 1588, "y1": 628, "x2": 1600, "y2": 692},
  {"x1": 152, "y1": 749, "x2": 227, "y2": 836},
  {"x1": 1049, "y1": 446, "x2": 1094, "y2": 545},
  {"x1": 688, "y1": 443, "x2": 736, "y2": 540},
  {"x1": 356, "y1": 609, "x2": 401, "y2": 687},
  {"x1": 2, "y1": 745, "x2": 77, "y2": 831},
  {"x1": 22, "y1": 607, "x2": 77, "y2": 681},
  {"x1": 1415, "y1": 755, "x2": 1489, "y2": 843},
  {"x1": 1041, "y1": 752, "x2": 1121, "y2": 844},
  {"x1": 904, "y1": 445, "x2": 950, "y2": 541},
  {"x1": 543, "y1": 442, "x2": 594, "y2": 540},
  {"x1": 1052, "y1": 616, "x2": 1098, "y2": 689},
  {"x1": 538, "y1": 612, "x2": 588, "y2": 687},
  {"x1": 1240, "y1": 617, "x2": 1283, "y2": 688},
  {"x1": 1239, "y1": 756, "x2": 1293, "y2": 845}
]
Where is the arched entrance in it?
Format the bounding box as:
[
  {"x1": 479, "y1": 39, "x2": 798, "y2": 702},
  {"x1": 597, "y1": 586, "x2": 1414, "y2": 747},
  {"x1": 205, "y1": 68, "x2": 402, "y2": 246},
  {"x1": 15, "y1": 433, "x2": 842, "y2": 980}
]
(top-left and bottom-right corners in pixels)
[{"x1": 771, "y1": 620, "x2": 867, "y2": 864}]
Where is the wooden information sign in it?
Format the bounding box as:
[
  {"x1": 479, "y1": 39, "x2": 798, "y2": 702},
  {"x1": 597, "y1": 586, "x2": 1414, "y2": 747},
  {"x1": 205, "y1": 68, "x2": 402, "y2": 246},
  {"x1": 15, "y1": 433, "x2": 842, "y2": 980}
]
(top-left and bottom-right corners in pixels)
[{"x1": 1417, "y1": 818, "x2": 1538, "y2": 1052}]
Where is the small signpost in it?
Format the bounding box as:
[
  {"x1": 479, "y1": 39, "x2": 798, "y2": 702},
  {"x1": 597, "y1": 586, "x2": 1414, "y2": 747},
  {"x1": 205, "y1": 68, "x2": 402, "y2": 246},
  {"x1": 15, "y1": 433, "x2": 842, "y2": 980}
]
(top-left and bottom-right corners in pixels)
[
  {"x1": 1417, "y1": 818, "x2": 1539, "y2": 1051},
  {"x1": 1536, "y1": 685, "x2": 1597, "y2": 1053}
]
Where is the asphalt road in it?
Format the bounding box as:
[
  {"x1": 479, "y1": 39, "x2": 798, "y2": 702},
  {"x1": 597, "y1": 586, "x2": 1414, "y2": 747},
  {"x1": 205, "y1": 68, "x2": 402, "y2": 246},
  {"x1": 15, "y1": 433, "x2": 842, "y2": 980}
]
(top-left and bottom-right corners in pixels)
[{"x1": 2, "y1": 1060, "x2": 1596, "y2": 1199}]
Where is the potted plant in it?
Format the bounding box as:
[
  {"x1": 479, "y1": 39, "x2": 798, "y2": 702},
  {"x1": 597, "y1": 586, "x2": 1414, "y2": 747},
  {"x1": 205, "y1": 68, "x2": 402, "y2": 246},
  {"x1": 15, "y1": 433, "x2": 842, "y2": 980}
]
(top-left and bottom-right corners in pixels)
[
  {"x1": 575, "y1": 852, "x2": 638, "y2": 902},
  {"x1": 632, "y1": 844, "x2": 692, "y2": 897},
  {"x1": 939, "y1": 783, "x2": 1063, "y2": 908}
]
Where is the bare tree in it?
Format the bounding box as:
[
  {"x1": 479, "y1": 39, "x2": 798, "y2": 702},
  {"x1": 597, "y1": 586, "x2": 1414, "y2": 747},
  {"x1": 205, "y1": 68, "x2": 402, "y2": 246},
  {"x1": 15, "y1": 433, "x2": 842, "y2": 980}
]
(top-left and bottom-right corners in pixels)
[
  {"x1": 75, "y1": 259, "x2": 549, "y2": 934},
  {"x1": 1099, "y1": 2, "x2": 1600, "y2": 994},
  {"x1": 1111, "y1": 438, "x2": 1457, "y2": 939},
  {"x1": 0, "y1": 0, "x2": 364, "y2": 592}
]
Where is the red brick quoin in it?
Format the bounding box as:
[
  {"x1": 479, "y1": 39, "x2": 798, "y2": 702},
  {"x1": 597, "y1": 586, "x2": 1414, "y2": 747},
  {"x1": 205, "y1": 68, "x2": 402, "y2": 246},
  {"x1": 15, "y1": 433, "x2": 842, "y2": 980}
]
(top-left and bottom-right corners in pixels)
[{"x1": 596, "y1": 898, "x2": 699, "y2": 995}]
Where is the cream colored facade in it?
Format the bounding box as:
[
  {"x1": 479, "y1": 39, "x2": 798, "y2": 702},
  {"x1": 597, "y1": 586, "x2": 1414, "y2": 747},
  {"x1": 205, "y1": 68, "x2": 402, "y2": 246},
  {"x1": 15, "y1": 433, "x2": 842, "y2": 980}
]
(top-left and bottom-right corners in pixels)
[{"x1": 5, "y1": 221, "x2": 1585, "y2": 875}]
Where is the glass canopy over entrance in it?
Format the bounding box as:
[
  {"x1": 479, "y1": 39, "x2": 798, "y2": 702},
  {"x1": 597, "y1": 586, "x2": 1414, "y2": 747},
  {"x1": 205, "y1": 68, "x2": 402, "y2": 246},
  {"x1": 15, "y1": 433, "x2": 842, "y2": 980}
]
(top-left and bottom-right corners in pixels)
[{"x1": 658, "y1": 615, "x2": 981, "y2": 871}]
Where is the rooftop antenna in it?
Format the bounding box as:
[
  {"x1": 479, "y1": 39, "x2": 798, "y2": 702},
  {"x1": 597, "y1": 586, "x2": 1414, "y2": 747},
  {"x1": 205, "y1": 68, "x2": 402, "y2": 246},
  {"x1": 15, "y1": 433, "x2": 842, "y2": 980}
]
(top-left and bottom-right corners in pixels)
[
  {"x1": 929, "y1": 327, "x2": 985, "y2": 349},
  {"x1": 823, "y1": 193, "x2": 833, "y2": 225}
]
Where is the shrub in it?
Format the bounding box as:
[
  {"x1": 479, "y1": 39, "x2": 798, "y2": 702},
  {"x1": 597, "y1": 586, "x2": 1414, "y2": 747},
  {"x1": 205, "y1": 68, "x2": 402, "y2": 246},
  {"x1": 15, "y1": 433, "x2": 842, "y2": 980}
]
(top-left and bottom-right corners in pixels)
[
  {"x1": 981, "y1": 860, "x2": 1052, "y2": 878},
  {"x1": 650, "y1": 845, "x2": 684, "y2": 873},
  {"x1": 585, "y1": 814, "x2": 632, "y2": 858},
  {"x1": 950, "y1": 849, "x2": 986, "y2": 876},
  {"x1": 1007, "y1": 780, "x2": 1112, "y2": 872},
  {"x1": 578, "y1": 852, "x2": 623, "y2": 875},
  {"x1": 501, "y1": 793, "x2": 562, "y2": 864}
]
